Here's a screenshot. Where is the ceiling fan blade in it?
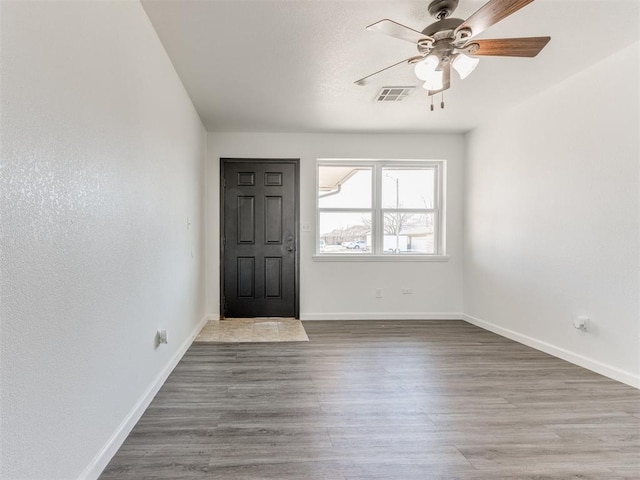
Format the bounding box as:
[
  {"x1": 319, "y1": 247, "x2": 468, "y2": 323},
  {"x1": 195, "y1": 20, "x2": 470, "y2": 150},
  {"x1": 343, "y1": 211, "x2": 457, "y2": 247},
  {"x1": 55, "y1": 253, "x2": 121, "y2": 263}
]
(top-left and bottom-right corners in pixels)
[
  {"x1": 464, "y1": 36, "x2": 550, "y2": 57},
  {"x1": 355, "y1": 56, "x2": 420, "y2": 86},
  {"x1": 427, "y1": 62, "x2": 451, "y2": 96},
  {"x1": 455, "y1": 0, "x2": 536, "y2": 41},
  {"x1": 367, "y1": 19, "x2": 434, "y2": 45}
]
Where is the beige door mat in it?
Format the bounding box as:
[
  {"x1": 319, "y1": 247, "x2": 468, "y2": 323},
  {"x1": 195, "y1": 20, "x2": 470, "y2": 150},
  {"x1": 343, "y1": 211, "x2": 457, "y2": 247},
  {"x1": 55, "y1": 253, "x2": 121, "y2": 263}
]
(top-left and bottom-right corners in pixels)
[{"x1": 195, "y1": 318, "x2": 309, "y2": 343}]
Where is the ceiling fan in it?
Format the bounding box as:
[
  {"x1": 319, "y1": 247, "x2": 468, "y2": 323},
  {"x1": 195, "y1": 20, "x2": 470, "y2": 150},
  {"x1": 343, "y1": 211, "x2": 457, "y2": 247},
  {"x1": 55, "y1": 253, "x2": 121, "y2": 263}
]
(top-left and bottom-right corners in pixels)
[{"x1": 355, "y1": 0, "x2": 550, "y2": 109}]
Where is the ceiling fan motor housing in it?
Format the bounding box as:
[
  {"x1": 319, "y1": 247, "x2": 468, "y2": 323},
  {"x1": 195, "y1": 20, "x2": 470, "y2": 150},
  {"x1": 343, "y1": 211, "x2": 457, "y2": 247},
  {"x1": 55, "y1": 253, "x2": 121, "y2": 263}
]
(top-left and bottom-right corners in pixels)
[
  {"x1": 419, "y1": 17, "x2": 466, "y2": 59},
  {"x1": 421, "y1": 17, "x2": 465, "y2": 40}
]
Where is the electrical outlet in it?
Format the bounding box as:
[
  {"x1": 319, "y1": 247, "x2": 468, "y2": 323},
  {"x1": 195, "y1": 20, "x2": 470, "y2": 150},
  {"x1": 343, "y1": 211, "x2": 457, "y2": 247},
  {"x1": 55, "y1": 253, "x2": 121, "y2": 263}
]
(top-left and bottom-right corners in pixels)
[
  {"x1": 157, "y1": 330, "x2": 168, "y2": 344},
  {"x1": 402, "y1": 288, "x2": 413, "y2": 294},
  {"x1": 375, "y1": 288, "x2": 382, "y2": 298}
]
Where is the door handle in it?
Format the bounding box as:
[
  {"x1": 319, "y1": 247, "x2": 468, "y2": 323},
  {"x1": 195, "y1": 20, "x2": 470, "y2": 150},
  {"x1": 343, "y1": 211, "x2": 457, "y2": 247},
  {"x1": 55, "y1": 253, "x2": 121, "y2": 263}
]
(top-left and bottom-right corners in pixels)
[{"x1": 287, "y1": 246, "x2": 294, "y2": 252}]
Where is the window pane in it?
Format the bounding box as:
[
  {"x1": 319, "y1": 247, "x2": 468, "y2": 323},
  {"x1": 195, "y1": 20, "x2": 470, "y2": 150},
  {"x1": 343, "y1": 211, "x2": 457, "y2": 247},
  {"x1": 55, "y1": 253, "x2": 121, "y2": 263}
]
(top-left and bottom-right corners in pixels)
[
  {"x1": 319, "y1": 212, "x2": 371, "y2": 253},
  {"x1": 382, "y1": 212, "x2": 435, "y2": 254},
  {"x1": 318, "y1": 166, "x2": 372, "y2": 209},
  {"x1": 382, "y1": 168, "x2": 435, "y2": 209}
]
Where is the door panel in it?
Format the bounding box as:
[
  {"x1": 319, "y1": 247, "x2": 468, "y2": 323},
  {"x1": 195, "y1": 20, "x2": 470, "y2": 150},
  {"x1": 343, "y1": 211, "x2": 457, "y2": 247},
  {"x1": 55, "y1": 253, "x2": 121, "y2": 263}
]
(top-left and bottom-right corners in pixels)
[
  {"x1": 264, "y1": 196, "x2": 283, "y2": 244},
  {"x1": 237, "y1": 257, "x2": 255, "y2": 298},
  {"x1": 237, "y1": 196, "x2": 255, "y2": 244},
  {"x1": 264, "y1": 257, "x2": 282, "y2": 298},
  {"x1": 222, "y1": 160, "x2": 298, "y2": 318}
]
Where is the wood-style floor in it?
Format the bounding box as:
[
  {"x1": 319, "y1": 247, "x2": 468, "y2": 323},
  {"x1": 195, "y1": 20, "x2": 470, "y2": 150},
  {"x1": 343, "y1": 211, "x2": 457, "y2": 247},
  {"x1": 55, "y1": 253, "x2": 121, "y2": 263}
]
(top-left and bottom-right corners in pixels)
[{"x1": 100, "y1": 320, "x2": 640, "y2": 479}]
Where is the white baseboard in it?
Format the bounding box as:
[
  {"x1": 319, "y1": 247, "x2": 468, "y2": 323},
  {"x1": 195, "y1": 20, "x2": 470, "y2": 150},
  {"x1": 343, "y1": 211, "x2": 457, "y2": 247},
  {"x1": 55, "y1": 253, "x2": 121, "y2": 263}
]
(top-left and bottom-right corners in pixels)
[
  {"x1": 301, "y1": 312, "x2": 463, "y2": 321},
  {"x1": 79, "y1": 314, "x2": 210, "y2": 480},
  {"x1": 463, "y1": 314, "x2": 640, "y2": 389}
]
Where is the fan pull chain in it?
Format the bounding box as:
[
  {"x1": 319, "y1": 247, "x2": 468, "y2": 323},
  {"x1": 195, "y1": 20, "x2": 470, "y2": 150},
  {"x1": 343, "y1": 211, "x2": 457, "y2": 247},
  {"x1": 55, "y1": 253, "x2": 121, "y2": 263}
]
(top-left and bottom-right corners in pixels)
[{"x1": 428, "y1": 93, "x2": 446, "y2": 111}]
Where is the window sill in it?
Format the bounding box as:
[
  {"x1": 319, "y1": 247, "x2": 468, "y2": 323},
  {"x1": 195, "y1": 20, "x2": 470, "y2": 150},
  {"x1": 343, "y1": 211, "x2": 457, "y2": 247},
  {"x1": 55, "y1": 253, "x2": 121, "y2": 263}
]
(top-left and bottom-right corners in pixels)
[{"x1": 312, "y1": 255, "x2": 450, "y2": 263}]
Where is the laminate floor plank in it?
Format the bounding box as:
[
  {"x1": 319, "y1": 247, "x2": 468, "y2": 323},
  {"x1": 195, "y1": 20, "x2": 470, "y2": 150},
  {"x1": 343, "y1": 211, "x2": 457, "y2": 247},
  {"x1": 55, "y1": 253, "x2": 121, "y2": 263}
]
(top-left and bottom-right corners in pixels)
[{"x1": 100, "y1": 320, "x2": 640, "y2": 479}]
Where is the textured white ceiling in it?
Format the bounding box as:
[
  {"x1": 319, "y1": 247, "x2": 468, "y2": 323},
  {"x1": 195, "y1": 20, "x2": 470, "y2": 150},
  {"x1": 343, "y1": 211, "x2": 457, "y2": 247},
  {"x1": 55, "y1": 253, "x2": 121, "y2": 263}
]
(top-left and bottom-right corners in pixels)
[{"x1": 141, "y1": 0, "x2": 639, "y2": 133}]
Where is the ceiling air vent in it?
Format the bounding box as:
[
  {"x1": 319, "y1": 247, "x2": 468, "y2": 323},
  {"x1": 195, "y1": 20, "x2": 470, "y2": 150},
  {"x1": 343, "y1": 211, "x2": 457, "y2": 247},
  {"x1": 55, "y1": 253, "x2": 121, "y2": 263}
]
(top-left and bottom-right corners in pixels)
[{"x1": 375, "y1": 87, "x2": 415, "y2": 102}]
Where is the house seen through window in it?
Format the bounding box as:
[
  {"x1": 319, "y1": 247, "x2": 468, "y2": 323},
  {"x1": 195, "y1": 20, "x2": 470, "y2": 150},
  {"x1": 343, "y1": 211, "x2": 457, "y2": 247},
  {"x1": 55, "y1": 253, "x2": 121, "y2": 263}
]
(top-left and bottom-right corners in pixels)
[{"x1": 317, "y1": 160, "x2": 444, "y2": 255}]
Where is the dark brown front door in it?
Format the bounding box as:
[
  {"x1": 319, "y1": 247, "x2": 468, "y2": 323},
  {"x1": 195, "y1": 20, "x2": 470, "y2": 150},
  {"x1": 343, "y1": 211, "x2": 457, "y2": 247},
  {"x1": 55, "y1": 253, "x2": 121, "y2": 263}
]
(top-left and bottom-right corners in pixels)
[{"x1": 221, "y1": 159, "x2": 299, "y2": 318}]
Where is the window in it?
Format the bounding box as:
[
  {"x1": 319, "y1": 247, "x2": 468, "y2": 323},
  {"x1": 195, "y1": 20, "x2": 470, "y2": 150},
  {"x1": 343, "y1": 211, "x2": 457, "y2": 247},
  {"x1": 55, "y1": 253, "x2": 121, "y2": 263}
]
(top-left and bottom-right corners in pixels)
[{"x1": 316, "y1": 160, "x2": 444, "y2": 257}]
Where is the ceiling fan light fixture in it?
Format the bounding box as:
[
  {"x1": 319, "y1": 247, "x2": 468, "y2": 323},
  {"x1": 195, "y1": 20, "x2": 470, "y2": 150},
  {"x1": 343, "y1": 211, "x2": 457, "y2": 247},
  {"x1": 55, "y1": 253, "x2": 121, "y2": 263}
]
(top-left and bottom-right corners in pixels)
[
  {"x1": 422, "y1": 69, "x2": 444, "y2": 91},
  {"x1": 452, "y1": 53, "x2": 479, "y2": 79},
  {"x1": 356, "y1": 0, "x2": 551, "y2": 104},
  {"x1": 414, "y1": 55, "x2": 439, "y2": 81}
]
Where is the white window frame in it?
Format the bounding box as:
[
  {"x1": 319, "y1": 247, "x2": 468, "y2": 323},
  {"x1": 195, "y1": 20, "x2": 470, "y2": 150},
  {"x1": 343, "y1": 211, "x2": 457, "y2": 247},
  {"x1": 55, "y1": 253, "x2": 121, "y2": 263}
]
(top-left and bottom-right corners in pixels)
[{"x1": 314, "y1": 159, "x2": 448, "y2": 262}]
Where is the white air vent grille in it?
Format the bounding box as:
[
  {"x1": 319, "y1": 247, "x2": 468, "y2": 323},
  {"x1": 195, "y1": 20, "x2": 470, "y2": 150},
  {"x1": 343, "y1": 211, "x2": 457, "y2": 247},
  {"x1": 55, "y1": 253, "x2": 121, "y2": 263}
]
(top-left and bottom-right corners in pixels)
[{"x1": 376, "y1": 87, "x2": 415, "y2": 102}]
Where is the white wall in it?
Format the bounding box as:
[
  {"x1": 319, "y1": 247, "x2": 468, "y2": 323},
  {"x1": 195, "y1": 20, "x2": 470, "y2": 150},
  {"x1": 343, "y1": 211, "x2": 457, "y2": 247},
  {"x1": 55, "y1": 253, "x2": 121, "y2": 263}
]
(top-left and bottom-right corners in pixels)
[
  {"x1": 464, "y1": 42, "x2": 640, "y2": 387},
  {"x1": 207, "y1": 132, "x2": 465, "y2": 320},
  {"x1": 0, "y1": 2, "x2": 207, "y2": 479}
]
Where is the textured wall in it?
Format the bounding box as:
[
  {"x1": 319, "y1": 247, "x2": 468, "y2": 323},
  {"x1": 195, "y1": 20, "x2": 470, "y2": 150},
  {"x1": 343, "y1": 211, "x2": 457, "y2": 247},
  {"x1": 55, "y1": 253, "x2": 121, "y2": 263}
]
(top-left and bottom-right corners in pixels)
[
  {"x1": 464, "y1": 42, "x2": 640, "y2": 386},
  {"x1": 207, "y1": 132, "x2": 465, "y2": 319},
  {"x1": 0, "y1": 1, "x2": 206, "y2": 478}
]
